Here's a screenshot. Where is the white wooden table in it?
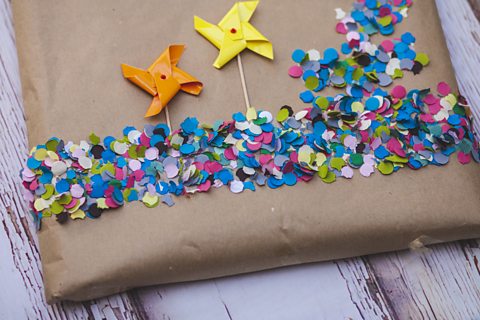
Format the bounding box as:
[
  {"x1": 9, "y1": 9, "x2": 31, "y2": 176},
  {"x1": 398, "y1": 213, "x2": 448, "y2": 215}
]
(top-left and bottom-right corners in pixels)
[{"x1": 1, "y1": 0, "x2": 480, "y2": 319}]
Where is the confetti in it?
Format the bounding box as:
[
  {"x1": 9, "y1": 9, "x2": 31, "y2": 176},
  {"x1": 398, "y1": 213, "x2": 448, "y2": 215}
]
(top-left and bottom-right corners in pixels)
[
  {"x1": 21, "y1": 84, "x2": 479, "y2": 226},
  {"x1": 19, "y1": 0, "x2": 480, "y2": 229},
  {"x1": 289, "y1": 29, "x2": 428, "y2": 103}
]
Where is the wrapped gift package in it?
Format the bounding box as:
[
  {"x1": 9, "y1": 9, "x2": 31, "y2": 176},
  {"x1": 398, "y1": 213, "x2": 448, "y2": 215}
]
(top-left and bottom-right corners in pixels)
[{"x1": 13, "y1": 0, "x2": 480, "y2": 303}]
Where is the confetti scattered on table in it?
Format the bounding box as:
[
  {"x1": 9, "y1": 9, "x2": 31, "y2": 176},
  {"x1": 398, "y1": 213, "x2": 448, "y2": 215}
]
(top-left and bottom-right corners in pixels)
[
  {"x1": 122, "y1": 44, "x2": 203, "y2": 117},
  {"x1": 21, "y1": 84, "x2": 479, "y2": 226},
  {"x1": 194, "y1": 0, "x2": 274, "y2": 69}
]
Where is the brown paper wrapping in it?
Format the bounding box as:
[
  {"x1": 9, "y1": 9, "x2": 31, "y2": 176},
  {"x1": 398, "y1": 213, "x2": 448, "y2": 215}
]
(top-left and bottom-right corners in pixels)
[{"x1": 13, "y1": 0, "x2": 480, "y2": 303}]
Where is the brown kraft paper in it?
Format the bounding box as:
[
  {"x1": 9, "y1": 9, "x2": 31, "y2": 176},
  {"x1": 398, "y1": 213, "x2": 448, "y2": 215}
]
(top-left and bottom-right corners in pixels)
[{"x1": 12, "y1": 0, "x2": 480, "y2": 303}]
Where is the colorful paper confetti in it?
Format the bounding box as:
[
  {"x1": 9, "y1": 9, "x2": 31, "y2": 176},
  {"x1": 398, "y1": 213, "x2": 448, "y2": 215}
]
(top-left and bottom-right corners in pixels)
[
  {"x1": 21, "y1": 84, "x2": 479, "y2": 227},
  {"x1": 335, "y1": 0, "x2": 413, "y2": 51},
  {"x1": 20, "y1": 0, "x2": 480, "y2": 228},
  {"x1": 289, "y1": 31, "x2": 429, "y2": 104}
]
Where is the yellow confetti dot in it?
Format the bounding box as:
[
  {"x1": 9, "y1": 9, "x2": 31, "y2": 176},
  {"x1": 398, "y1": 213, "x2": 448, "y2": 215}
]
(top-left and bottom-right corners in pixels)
[
  {"x1": 70, "y1": 210, "x2": 86, "y2": 220},
  {"x1": 142, "y1": 193, "x2": 160, "y2": 208},
  {"x1": 316, "y1": 153, "x2": 327, "y2": 166},
  {"x1": 246, "y1": 107, "x2": 257, "y2": 121},
  {"x1": 34, "y1": 198, "x2": 47, "y2": 211},
  {"x1": 351, "y1": 101, "x2": 364, "y2": 113},
  {"x1": 33, "y1": 149, "x2": 47, "y2": 161},
  {"x1": 46, "y1": 151, "x2": 59, "y2": 161},
  {"x1": 97, "y1": 198, "x2": 109, "y2": 209}
]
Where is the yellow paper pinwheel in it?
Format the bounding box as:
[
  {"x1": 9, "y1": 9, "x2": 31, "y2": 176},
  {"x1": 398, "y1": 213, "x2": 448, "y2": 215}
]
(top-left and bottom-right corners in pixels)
[
  {"x1": 194, "y1": 1, "x2": 273, "y2": 69},
  {"x1": 121, "y1": 45, "x2": 203, "y2": 118}
]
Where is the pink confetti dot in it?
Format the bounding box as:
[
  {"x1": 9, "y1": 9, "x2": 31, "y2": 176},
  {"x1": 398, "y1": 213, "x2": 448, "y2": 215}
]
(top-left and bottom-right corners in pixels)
[
  {"x1": 457, "y1": 152, "x2": 471, "y2": 164},
  {"x1": 437, "y1": 82, "x2": 451, "y2": 96},
  {"x1": 380, "y1": 40, "x2": 394, "y2": 52},
  {"x1": 288, "y1": 65, "x2": 303, "y2": 78},
  {"x1": 391, "y1": 85, "x2": 407, "y2": 99},
  {"x1": 336, "y1": 22, "x2": 347, "y2": 34}
]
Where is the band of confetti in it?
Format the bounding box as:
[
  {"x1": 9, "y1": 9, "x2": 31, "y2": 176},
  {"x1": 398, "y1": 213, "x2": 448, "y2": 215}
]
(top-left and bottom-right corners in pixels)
[
  {"x1": 21, "y1": 83, "x2": 479, "y2": 226},
  {"x1": 20, "y1": 0, "x2": 480, "y2": 226}
]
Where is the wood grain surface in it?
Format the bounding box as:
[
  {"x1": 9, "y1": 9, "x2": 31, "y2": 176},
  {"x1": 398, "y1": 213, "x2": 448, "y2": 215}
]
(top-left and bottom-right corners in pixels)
[{"x1": 0, "y1": 0, "x2": 479, "y2": 319}]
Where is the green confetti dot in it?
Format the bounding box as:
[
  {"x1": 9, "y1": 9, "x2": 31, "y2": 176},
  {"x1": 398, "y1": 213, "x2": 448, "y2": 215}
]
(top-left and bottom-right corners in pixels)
[
  {"x1": 305, "y1": 76, "x2": 320, "y2": 91},
  {"x1": 378, "y1": 161, "x2": 394, "y2": 175},
  {"x1": 276, "y1": 108, "x2": 289, "y2": 123},
  {"x1": 46, "y1": 139, "x2": 59, "y2": 152},
  {"x1": 89, "y1": 132, "x2": 100, "y2": 145},
  {"x1": 415, "y1": 53, "x2": 430, "y2": 66},
  {"x1": 330, "y1": 157, "x2": 346, "y2": 171},
  {"x1": 41, "y1": 185, "x2": 55, "y2": 200},
  {"x1": 314, "y1": 96, "x2": 329, "y2": 110},
  {"x1": 392, "y1": 68, "x2": 403, "y2": 79},
  {"x1": 377, "y1": 15, "x2": 392, "y2": 26},
  {"x1": 349, "y1": 153, "x2": 364, "y2": 167},
  {"x1": 321, "y1": 171, "x2": 336, "y2": 183},
  {"x1": 385, "y1": 155, "x2": 408, "y2": 164},
  {"x1": 50, "y1": 201, "x2": 64, "y2": 215},
  {"x1": 318, "y1": 164, "x2": 329, "y2": 179}
]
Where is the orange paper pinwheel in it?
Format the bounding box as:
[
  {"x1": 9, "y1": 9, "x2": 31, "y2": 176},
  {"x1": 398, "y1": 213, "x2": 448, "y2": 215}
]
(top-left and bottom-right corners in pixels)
[{"x1": 121, "y1": 45, "x2": 203, "y2": 117}]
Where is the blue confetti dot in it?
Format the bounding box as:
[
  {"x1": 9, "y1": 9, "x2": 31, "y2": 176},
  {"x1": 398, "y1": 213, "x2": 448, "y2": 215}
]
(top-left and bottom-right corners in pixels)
[
  {"x1": 320, "y1": 48, "x2": 339, "y2": 64},
  {"x1": 448, "y1": 114, "x2": 461, "y2": 125},
  {"x1": 341, "y1": 42, "x2": 352, "y2": 55},
  {"x1": 299, "y1": 90, "x2": 315, "y2": 103},
  {"x1": 365, "y1": 0, "x2": 377, "y2": 9},
  {"x1": 351, "y1": 86, "x2": 364, "y2": 98},
  {"x1": 179, "y1": 144, "x2": 195, "y2": 155},
  {"x1": 180, "y1": 117, "x2": 199, "y2": 134},
  {"x1": 55, "y1": 179, "x2": 70, "y2": 193},
  {"x1": 292, "y1": 49, "x2": 306, "y2": 63},
  {"x1": 374, "y1": 146, "x2": 390, "y2": 159},
  {"x1": 401, "y1": 32, "x2": 416, "y2": 44},
  {"x1": 284, "y1": 173, "x2": 297, "y2": 186},
  {"x1": 365, "y1": 97, "x2": 380, "y2": 110},
  {"x1": 217, "y1": 169, "x2": 234, "y2": 184},
  {"x1": 39, "y1": 172, "x2": 53, "y2": 184},
  {"x1": 27, "y1": 157, "x2": 41, "y2": 169}
]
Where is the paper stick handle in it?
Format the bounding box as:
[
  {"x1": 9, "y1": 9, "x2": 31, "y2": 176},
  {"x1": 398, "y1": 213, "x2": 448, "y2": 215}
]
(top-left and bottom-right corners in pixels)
[
  {"x1": 164, "y1": 105, "x2": 172, "y2": 132},
  {"x1": 237, "y1": 54, "x2": 251, "y2": 110}
]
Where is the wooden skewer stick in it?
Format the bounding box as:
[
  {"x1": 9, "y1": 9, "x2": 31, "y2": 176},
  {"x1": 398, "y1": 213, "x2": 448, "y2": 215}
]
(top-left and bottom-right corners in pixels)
[
  {"x1": 237, "y1": 54, "x2": 251, "y2": 110},
  {"x1": 164, "y1": 105, "x2": 172, "y2": 132}
]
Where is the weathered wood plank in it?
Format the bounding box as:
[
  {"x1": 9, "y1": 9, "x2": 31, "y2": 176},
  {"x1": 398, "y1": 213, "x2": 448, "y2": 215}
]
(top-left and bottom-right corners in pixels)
[
  {"x1": 0, "y1": 0, "x2": 141, "y2": 318},
  {"x1": 134, "y1": 260, "x2": 395, "y2": 320},
  {"x1": 368, "y1": 241, "x2": 480, "y2": 319},
  {"x1": 363, "y1": 2, "x2": 480, "y2": 318}
]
